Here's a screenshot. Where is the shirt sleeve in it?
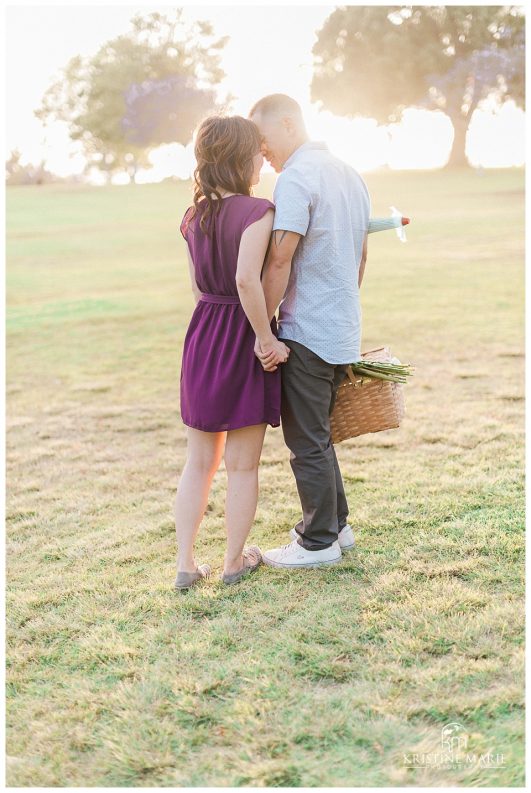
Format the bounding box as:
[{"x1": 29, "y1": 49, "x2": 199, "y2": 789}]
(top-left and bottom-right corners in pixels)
[
  {"x1": 272, "y1": 169, "x2": 311, "y2": 236},
  {"x1": 180, "y1": 206, "x2": 194, "y2": 241}
]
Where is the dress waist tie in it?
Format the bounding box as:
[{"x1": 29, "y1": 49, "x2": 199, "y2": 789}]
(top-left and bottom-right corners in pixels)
[{"x1": 199, "y1": 293, "x2": 240, "y2": 305}]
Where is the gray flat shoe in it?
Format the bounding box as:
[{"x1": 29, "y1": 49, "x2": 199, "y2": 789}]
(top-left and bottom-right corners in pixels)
[
  {"x1": 174, "y1": 563, "x2": 211, "y2": 590},
  {"x1": 221, "y1": 545, "x2": 262, "y2": 585}
]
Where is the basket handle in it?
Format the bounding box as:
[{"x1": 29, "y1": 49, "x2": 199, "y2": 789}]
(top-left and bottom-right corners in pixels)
[
  {"x1": 344, "y1": 366, "x2": 360, "y2": 386},
  {"x1": 344, "y1": 364, "x2": 386, "y2": 390}
]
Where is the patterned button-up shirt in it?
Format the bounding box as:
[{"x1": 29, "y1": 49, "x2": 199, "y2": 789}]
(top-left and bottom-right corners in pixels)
[{"x1": 272, "y1": 141, "x2": 371, "y2": 364}]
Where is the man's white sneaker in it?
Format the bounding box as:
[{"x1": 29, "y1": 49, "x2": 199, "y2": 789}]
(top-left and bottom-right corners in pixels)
[
  {"x1": 338, "y1": 523, "x2": 356, "y2": 550},
  {"x1": 262, "y1": 539, "x2": 342, "y2": 569},
  {"x1": 289, "y1": 523, "x2": 356, "y2": 551}
]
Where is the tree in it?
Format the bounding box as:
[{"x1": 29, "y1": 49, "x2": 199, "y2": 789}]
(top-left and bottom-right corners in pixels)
[
  {"x1": 121, "y1": 74, "x2": 217, "y2": 149},
  {"x1": 35, "y1": 10, "x2": 228, "y2": 183},
  {"x1": 5, "y1": 149, "x2": 61, "y2": 186},
  {"x1": 5, "y1": 149, "x2": 23, "y2": 184},
  {"x1": 311, "y1": 5, "x2": 525, "y2": 168}
]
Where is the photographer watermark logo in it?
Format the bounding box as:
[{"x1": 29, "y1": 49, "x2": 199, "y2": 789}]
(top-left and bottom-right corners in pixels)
[
  {"x1": 441, "y1": 722, "x2": 468, "y2": 753},
  {"x1": 403, "y1": 722, "x2": 506, "y2": 771}
]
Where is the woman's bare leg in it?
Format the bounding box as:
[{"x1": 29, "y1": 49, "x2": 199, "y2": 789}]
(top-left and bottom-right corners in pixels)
[
  {"x1": 223, "y1": 423, "x2": 267, "y2": 575},
  {"x1": 174, "y1": 427, "x2": 225, "y2": 573}
]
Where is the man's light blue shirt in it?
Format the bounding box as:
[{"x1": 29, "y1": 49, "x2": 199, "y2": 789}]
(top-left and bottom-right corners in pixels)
[{"x1": 272, "y1": 141, "x2": 371, "y2": 364}]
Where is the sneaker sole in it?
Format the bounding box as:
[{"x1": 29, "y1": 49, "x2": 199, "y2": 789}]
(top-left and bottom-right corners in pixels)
[
  {"x1": 263, "y1": 554, "x2": 342, "y2": 569},
  {"x1": 339, "y1": 540, "x2": 356, "y2": 551}
]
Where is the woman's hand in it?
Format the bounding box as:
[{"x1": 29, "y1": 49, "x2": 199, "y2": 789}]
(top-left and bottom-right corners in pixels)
[{"x1": 254, "y1": 335, "x2": 290, "y2": 372}]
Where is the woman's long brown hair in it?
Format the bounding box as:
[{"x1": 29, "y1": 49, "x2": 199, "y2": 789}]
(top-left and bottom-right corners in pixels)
[{"x1": 190, "y1": 115, "x2": 261, "y2": 235}]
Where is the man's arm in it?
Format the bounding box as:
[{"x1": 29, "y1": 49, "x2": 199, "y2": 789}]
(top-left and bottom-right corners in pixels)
[
  {"x1": 358, "y1": 232, "x2": 368, "y2": 289},
  {"x1": 255, "y1": 167, "x2": 309, "y2": 369},
  {"x1": 261, "y1": 229, "x2": 301, "y2": 322}
]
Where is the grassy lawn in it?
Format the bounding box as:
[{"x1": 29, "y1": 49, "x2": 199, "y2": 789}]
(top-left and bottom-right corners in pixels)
[{"x1": 5, "y1": 167, "x2": 524, "y2": 786}]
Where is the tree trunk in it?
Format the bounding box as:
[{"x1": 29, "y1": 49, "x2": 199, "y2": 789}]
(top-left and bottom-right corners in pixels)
[
  {"x1": 446, "y1": 114, "x2": 470, "y2": 169},
  {"x1": 127, "y1": 163, "x2": 138, "y2": 184}
]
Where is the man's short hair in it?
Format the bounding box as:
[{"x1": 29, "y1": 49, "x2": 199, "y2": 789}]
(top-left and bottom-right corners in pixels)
[{"x1": 249, "y1": 93, "x2": 304, "y2": 122}]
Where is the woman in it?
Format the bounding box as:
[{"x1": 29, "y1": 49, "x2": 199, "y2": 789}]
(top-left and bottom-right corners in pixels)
[{"x1": 174, "y1": 115, "x2": 290, "y2": 589}]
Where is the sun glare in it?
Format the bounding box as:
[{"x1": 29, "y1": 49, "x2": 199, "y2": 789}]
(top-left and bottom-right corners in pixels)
[
  {"x1": 122, "y1": 99, "x2": 525, "y2": 187},
  {"x1": 7, "y1": 5, "x2": 523, "y2": 185}
]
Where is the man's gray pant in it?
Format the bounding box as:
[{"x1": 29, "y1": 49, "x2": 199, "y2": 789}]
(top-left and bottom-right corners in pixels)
[{"x1": 280, "y1": 338, "x2": 350, "y2": 551}]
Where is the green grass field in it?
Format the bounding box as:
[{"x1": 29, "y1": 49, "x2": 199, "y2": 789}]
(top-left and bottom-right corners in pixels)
[{"x1": 6, "y1": 167, "x2": 525, "y2": 786}]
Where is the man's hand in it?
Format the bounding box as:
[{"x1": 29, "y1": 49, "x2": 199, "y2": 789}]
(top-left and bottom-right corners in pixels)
[{"x1": 254, "y1": 336, "x2": 290, "y2": 372}]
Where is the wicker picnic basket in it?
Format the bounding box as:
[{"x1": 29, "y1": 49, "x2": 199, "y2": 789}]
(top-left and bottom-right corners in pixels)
[{"x1": 330, "y1": 345, "x2": 406, "y2": 444}]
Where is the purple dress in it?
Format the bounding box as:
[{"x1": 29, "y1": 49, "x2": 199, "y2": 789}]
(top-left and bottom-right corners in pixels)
[{"x1": 179, "y1": 195, "x2": 281, "y2": 432}]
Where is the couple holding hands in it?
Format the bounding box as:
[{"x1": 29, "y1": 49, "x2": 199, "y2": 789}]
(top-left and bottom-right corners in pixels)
[{"x1": 174, "y1": 93, "x2": 370, "y2": 589}]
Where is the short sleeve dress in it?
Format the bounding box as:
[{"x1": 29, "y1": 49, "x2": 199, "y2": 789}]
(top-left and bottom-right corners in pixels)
[{"x1": 179, "y1": 195, "x2": 281, "y2": 432}]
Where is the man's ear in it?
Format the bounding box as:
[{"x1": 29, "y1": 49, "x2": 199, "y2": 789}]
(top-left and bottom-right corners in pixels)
[{"x1": 282, "y1": 115, "x2": 295, "y2": 135}]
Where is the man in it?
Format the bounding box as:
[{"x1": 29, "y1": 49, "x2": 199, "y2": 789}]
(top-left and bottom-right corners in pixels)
[{"x1": 249, "y1": 93, "x2": 370, "y2": 569}]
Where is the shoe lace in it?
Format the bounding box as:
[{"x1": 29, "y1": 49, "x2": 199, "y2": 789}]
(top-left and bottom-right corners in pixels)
[{"x1": 278, "y1": 540, "x2": 299, "y2": 558}]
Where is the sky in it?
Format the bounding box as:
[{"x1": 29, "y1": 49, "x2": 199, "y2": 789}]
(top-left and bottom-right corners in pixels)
[{"x1": 5, "y1": 3, "x2": 526, "y2": 183}]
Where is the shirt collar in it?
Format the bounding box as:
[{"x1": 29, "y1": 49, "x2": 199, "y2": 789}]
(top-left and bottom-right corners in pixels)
[{"x1": 282, "y1": 140, "x2": 328, "y2": 170}]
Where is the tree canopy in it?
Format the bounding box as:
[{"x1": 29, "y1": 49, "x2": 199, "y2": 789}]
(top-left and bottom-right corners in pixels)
[
  {"x1": 35, "y1": 11, "x2": 228, "y2": 182},
  {"x1": 311, "y1": 5, "x2": 525, "y2": 167}
]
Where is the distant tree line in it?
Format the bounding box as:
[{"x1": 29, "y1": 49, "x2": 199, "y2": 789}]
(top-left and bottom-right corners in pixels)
[{"x1": 5, "y1": 149, "x2": 79, "y2": 186}]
